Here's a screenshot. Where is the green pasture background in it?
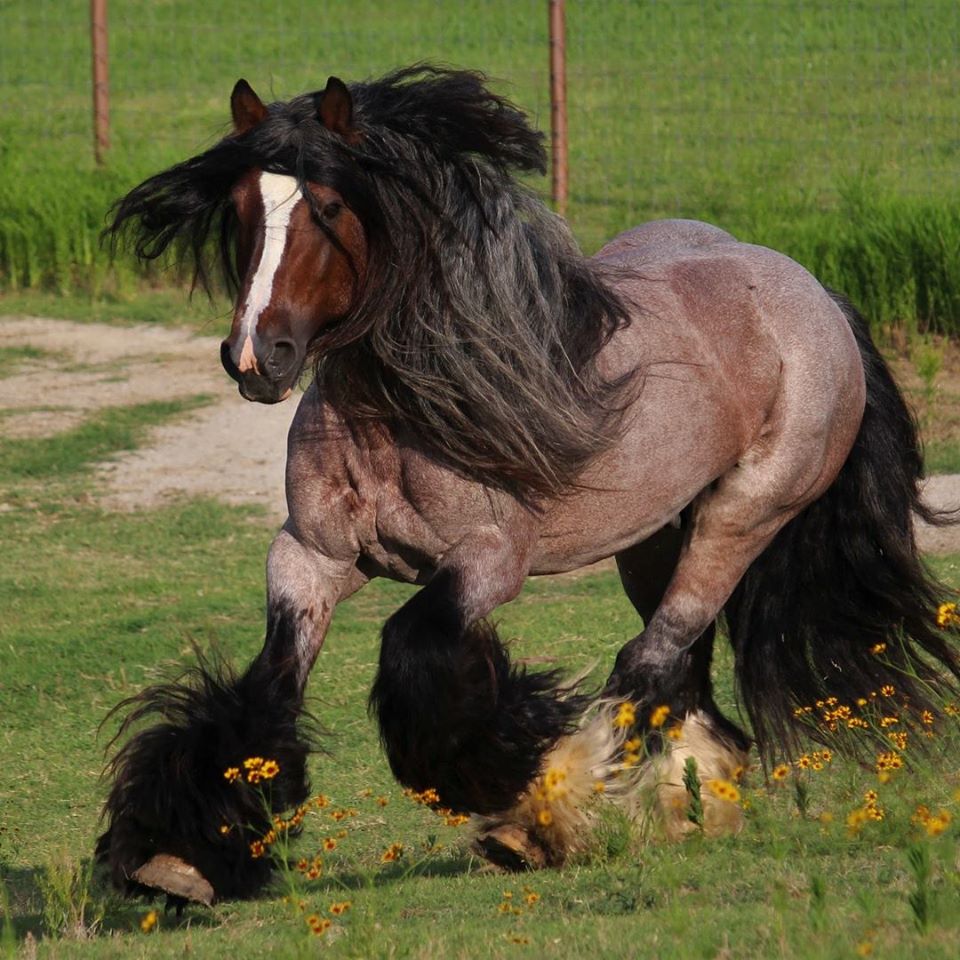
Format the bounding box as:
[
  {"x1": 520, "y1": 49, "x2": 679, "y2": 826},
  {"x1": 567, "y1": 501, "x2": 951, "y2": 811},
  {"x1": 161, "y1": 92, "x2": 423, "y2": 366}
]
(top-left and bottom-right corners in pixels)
[{"x1": 2, "y1": 0, "x2": 960, "y2": 333}]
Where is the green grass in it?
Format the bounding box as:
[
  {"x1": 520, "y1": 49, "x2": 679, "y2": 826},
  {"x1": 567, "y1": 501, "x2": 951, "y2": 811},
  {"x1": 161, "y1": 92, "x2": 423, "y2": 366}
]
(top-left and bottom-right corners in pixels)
[
  {"x1": 2, "y1": 1, "x2": 960, "y2": 333},
  {"x1": 1, "y1": 388, "x2": 960, "y2": 957},
  {"x1": 0, "y1": 345, "x2": 48, "y2": 378},
  {"x1": 0, "y1": 397, "x2": 212, "y2": 485}
]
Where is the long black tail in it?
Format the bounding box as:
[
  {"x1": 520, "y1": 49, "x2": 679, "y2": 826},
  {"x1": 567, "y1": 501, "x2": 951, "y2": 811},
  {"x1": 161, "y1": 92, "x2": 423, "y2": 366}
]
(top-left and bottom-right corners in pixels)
[{"x1": 727, "y1": 291, "x2": 960, "y2": 760}]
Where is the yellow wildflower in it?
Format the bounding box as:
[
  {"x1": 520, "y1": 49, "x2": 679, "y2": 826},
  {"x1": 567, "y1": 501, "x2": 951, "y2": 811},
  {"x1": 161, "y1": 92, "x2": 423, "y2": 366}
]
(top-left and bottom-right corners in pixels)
[
  {"x1": 614, "y1": 701, "x2": 637, "y2": 728},
  {"x1": 223, "y1": 766, "x2": 241, "y2": 783},
  {"x1": 329, "y1": 901, "x2": 351, "y2": 916},
  {"x1": 140, "y1": 910, "x2": 158, "y2": 933},
  {"x1": 259, "y1": 759, "x2": 280, "y2": 780},
  {"x1": 771, "y1": 763, "x2": 790, "y2": 781},
  {"x1": 870, "y1": 643, "x2": 887, "y2": 655},
  {"x1": 705, "y1": 779, "x2": 740, "y2": 803},
  {"x1": 649, "y1": 704, "x2": 670, "y2": 728},
  {"x1": 937, "y1": 601, "x2": 960, "y2": 628},
  {"x1": 846, "y1": 807, "x2": 869, "y2": 833},
  {"x1": 537, "y1": 809, "x2": 554, "y2": 827},
  {"x1": 875, "y1": 751, "x2": 903, "y2": 774},
  {"x1": 381, "y1": 842, "x2": 404, "y2": 862}
]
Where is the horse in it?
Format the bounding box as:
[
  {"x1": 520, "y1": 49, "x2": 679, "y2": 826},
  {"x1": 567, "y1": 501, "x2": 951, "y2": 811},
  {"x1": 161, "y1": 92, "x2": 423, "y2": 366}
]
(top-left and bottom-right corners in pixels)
[{"x1": 97, "y1": 65, "x2": 959, "y2": 903}]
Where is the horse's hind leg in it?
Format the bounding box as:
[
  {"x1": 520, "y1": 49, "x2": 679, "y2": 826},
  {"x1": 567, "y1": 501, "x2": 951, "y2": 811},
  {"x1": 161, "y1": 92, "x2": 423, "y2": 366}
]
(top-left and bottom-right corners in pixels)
[
  {"x1": 604, "y1": 380, "x2": 859, "y2": 786},
  {"x1": 615, "y1": 527, "x2": 749, "y2": 838}
]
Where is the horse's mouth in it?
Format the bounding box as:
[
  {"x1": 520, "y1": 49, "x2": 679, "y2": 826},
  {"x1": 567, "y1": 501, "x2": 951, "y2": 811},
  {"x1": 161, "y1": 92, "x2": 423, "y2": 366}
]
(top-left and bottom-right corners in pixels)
[{"x1": 237, "y1": 379, "x2": 294, "y2": 404}]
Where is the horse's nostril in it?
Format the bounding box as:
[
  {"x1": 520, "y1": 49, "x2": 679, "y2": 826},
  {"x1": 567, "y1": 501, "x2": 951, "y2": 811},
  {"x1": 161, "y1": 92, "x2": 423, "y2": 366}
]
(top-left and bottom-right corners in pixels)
[
  {"x1": 220, "y1": 340, "x2": 240, "y2": 382},
  {"x1": 266, "y1": 339, "x2": 298, "y2": 377}
]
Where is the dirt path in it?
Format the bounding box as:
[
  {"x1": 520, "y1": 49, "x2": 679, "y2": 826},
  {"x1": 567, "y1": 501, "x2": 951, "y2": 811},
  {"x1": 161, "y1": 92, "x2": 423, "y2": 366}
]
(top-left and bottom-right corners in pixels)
[
  {"x1": 2, "y1": 315, "x2": 959, "y2": 551},
  {"x1": 0, "y1": 316, "x2": 293, "y2": 521}
]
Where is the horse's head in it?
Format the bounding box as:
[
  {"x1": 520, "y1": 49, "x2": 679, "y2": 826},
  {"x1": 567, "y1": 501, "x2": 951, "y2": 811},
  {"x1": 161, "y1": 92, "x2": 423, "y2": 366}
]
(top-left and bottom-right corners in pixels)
[{"x1": 220, "y1": 79, "x2": 367, "y2": 403}]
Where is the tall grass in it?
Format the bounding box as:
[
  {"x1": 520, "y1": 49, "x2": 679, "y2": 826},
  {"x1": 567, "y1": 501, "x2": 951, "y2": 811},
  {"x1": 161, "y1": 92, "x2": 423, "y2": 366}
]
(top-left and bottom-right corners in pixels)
[{"x1": 3, "y1": 0, "x2": 960, "y2": 335}]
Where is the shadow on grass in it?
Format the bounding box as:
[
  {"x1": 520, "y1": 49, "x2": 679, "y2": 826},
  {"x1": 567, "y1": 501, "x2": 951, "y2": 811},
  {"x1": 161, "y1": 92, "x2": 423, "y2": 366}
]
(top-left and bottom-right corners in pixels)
[{"x1": 0, "y1": 860, "x2": 226, "y2": 946}]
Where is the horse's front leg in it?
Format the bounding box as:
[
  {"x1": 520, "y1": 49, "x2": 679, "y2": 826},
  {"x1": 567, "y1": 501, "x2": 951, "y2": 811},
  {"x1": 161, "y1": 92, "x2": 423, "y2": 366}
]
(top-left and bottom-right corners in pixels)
[
  {"x1": 98, "y1": 525, "x2": 362, "y2": 903},
  {"x1": 369, "y1": 525, "x2": 587, "y2": 824}
]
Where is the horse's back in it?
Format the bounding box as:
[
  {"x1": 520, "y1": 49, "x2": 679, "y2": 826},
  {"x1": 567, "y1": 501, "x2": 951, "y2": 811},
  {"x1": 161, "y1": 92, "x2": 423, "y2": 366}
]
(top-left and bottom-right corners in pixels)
[
  {"x1": 595, "y1": 219, "x2": 737, "y2": 264},
  {"x1": 596, "y1": 218, "x2": 857, "y2": 363}
]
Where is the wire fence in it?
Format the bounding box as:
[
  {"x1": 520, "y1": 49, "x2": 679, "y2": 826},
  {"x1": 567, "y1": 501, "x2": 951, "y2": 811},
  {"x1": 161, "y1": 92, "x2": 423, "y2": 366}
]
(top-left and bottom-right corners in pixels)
[{"x1": 2, "y1": 1, "x2": 960, "y2": 253}]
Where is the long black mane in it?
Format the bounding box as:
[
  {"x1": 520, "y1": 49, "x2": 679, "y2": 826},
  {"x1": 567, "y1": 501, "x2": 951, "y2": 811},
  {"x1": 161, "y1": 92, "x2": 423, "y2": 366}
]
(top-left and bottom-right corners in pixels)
[{"x1": 108, "y1": 65, "x2": 633, "y2": 501}]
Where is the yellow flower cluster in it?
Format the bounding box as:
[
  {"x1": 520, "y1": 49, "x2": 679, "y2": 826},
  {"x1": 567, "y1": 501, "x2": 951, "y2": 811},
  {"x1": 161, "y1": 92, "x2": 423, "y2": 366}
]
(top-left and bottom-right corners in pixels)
[
  {"x1": 846, "y1": 793, "x2": 884, "y2": 833},
  {"x1": 382, "y1": 841, "x2": 404, "y2": 863},
  {"x1": 140, "y1": 910, "x2": 158, "y2": 933},
  {"x1": 307, "y1": 913, "x2": 332, "y2": 936},
  {"x1": 405, "y1": 786, "x2": 441, "y2": 806},
  {"x1": 705, "y1": 779, "x2": 741, "y2": 803},
  {"x1": 223, "y1": 756, "x2": 281, "y2": 785},
  {"x1": 296, "y1": 855, "x2": 324, "y2": 880},
  {"x1": 403, "y1": 785, "x2": 471, "y2": 828},
  {"x1": 498, "y1": 888, "x2": 540, "y2": 915},
  {"x1": 887, "y1": 731, "x2": 908, "y2": 751},
  {"x1": 875, "y1": 751, "x2": 903, "y2": 779},
  {"x1": 649, "y1": 704, "x2": 671, "y2": 728},
  {"x1": 936, "y1": 601, "x2": 960, "y2": 628},
  {"x1": 244, "y1": 756, "x2": 280, "y2": 784},
  {"x1": 613, "y1": 701, "x2": 636, "y2": 729},
  {"x1": 912, "y1": 805, "x2": 952, "y2": 837},
  {"x1": 795, "y1": 749, "x2": 833, "y2": 772},
  {"x1": 329, "y1": 901, "x2": 351, "y2": 916},
  {"x1": 621, "y1": 737, "x2": 643, "y2": 769}
]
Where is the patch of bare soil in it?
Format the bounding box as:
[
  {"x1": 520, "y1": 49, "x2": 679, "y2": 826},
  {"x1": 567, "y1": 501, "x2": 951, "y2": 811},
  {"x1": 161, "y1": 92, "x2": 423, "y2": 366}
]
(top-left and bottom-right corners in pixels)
[
  {"x1": 0, "y1": 316, "x2": 294, "y2": 522},
  {"x1": 1, "y1": 315, "x2": 959, "y2": 551}
]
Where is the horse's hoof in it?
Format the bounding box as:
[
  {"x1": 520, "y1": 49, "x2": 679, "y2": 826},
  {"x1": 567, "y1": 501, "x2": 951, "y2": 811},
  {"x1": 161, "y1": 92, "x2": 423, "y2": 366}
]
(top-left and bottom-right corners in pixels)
[
  {"x1": 131, "y1": 854, "x2": 215, "y2": 907},
  {"x1": 473, "y1": 824, "x2": 547, "y2": 872}
]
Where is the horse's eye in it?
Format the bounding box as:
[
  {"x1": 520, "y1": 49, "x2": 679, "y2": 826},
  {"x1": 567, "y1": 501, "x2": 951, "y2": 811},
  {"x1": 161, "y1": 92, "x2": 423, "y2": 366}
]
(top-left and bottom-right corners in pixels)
[{"x1": 321, "y1": 201, "x2": 342, "y2": 222}]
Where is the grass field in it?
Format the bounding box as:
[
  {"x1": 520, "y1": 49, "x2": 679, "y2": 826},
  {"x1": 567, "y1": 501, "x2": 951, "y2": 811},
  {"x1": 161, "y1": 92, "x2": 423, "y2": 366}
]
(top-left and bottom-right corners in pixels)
[
  {"x1": 2, "y1": 1, "x2": 960, "y2": 333},
  {"x1": 1, "y1": 340, "x2": 960, "y2": 959},
  {"x1": 3, "y1": 3, "x2": 960, "y2": 955}
]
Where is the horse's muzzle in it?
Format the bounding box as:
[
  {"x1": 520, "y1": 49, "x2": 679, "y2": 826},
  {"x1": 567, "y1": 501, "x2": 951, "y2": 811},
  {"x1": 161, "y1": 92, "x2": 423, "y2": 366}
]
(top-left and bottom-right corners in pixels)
[{"x1": 220, "y1": 339, "x2": 299, "y2": 404}]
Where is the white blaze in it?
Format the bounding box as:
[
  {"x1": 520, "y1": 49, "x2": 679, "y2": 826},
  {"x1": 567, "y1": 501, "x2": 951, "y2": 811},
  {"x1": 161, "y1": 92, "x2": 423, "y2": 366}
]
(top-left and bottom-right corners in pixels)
[{"x1": 236, "y1": 171, "x2": 300, "y2": 372}]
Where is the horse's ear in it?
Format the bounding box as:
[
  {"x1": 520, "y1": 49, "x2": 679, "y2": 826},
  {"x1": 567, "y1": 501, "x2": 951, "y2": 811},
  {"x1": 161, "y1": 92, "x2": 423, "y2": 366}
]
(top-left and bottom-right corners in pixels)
[
  {"x1": 316, "y1": 76, "x2": 359, "y2": 142},
  {"x1": 231, "y1": 79, "x2": 267, "y2": 134}
]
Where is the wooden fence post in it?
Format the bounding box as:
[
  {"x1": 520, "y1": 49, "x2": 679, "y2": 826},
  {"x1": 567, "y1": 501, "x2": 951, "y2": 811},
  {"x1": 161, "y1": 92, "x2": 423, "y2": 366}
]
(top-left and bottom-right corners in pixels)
[
  {"x1": 548, "y1": 0, "x2": 569, "y2": 216},
  {"x1": 90, "y1": 0, "x2": 110, "y2": 165}
]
